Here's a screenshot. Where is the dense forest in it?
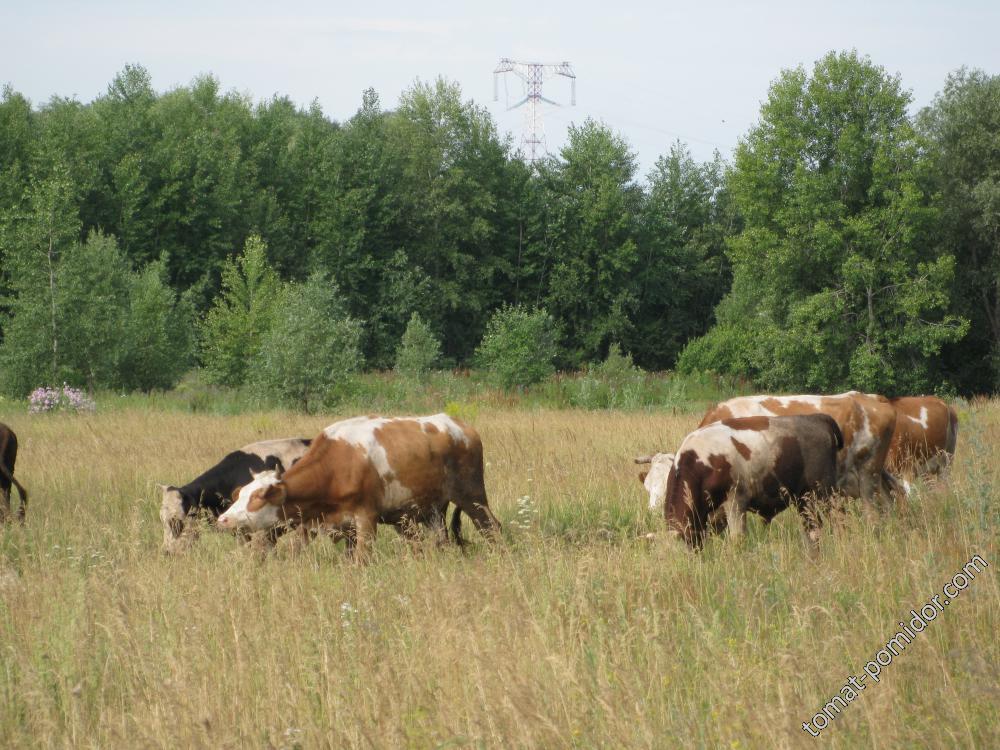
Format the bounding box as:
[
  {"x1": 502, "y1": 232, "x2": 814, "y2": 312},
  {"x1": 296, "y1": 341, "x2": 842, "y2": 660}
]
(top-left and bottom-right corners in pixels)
[{"x1": 1, "y1": 51, "x2": 998, "y2": 403}]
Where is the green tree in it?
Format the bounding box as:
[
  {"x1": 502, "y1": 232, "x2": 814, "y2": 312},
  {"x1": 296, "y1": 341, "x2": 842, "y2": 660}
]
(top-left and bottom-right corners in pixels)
[
  {"x1": 475, "y1": 305, "x2": 559, "y2": 389},
  {"x1": 144, "y1": 75, "x2": 254, "y2": 288},
  {"x1": 309, "y1": 88, "x2": 407, "y2": 367},
  {"x1": 919, "y1": 69, "x2": 1000, "y2": 392},
  {"x1": 31, "y1": 95, "x2": 104, "y2": 237},
  {"x1": 535, "y1": 119, "x2": 642, "y2": 366},
  {"x1": 0, "y1": 164, "x2": 80, "y2": 394},
  {"x1": 56, "y1": 230, "x2": 131, "y2": 391},
  {"x1": 200, "y1": 233, "x2": 281, "y2": 386},
  {"x1": 387, "y1": 79, "x2": 519, "y2": 364},
  {"x1": 395, "y1": 312, "x2": 442, "y2": 376},
  {"x1": 252, "y1": 273, "x2": 364, "y2": 411},
  {"x1": 628, "y1": 142, "x2": 733, "y2": 369},
  {"x1": 247, "y1": 97, "x2": 340, "y2": 278},
  {"x1": 93, "y1": 65, "x2": 158, "y2": 261},
  {"x1": 681, "y1": 51, "x2": 967, "y2": 393},
  {"x1": 0, "y1": 86, "x2": 34, "y2": 214},
  {"x1": 120, "y1": 258, "x2": 197, "y2": 391}
]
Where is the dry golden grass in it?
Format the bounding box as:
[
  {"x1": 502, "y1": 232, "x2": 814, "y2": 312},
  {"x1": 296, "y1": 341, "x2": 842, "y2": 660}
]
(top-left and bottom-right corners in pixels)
[{"x1": 0, "y1": 403, "x2": 998, "y2": 749}]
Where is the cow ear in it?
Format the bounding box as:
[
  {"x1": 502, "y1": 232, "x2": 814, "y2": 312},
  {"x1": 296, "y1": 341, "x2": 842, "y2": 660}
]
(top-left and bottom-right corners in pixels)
[
  {"x1": 264, "y1": 483, "x2": 287, "y2": 505},
  {"x1": 638, "y1": 471, "x2": 648, "y2": 484},
  {"x1": 247, "y1": 482, "x2": 287, "y2": 512},
  {"x1": 155, "y1": 483, "x2": 170, "y2": 492}
]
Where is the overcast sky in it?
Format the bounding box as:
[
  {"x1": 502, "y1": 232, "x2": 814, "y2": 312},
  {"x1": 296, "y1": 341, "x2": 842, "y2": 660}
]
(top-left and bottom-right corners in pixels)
[{"x1": 4, "y1": 1, "x2": 998, "y2": 176}]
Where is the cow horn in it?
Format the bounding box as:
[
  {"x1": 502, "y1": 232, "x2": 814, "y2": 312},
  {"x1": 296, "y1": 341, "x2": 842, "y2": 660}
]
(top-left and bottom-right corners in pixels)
[{"x1": 634, "y1": 455, "x2": 653, "y2": 464}]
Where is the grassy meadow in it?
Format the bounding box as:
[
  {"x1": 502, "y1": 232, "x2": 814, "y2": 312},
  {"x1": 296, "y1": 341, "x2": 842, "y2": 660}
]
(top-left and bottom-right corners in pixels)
[{"x1": 0, "y1": 398, "x2": 997, "y2": 748}]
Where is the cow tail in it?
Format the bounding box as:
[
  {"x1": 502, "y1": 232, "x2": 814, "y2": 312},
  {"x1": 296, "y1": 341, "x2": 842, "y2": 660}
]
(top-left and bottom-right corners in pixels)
[
  {"x1": 947, "y1": 406, "x2": 959, "y2": 456},
  {"x1": 13, "y1": 477, "x2": 27, "y2": 522},
  {"x1": 449, "y1": 506, "x2": 465, "y2": 547},
  {"x1": 881, "y1": 469, "x2": 907, "y2": 500},
  {"x1": 0, "y1": 461, "x2": 27, "y2": 523},
  {"x1": 826, "y1": 417, "x2": 844, "y2": 451}
]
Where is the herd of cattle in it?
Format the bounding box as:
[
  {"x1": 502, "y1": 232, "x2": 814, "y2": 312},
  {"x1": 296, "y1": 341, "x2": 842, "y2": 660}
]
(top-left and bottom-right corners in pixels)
[
  {"x1": 0, "y1": 390, "x2": 956, "y2": 556},
  {"x1": 635, "y1": 392, "x2": 956, "y2": 549}
]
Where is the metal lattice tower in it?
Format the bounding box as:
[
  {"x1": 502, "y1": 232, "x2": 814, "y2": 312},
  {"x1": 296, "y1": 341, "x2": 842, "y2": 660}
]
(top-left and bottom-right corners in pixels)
[{"x1": 494, "y1": 59, "x2": 576, "y2": 162}]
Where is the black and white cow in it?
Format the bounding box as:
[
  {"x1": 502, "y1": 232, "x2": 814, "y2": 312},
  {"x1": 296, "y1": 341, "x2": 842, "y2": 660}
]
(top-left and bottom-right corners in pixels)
[{"x1": 158, "y1": 438, "x2": 311, "y2": 553}]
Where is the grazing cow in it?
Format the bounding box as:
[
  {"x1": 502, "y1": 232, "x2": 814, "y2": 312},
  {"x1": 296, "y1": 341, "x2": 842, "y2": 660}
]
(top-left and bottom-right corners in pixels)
[
  {"x1": 158, "y1": 437, "x2": 311, "y2": 553},
  {"x1": 216, "y1": 414, "x2": 501, "y2": 560},
  {"x1": 661, "y1": 414, "x2": 843, "y2": 549},
  {"x1": 0, "y1": 424, "x2": 27, "y2": 523},
  {"x1": 635, "y1": 452, "x2": 675, "y2": 511},
  {"x1": 635, "y1": 452, "x2": 783, "y2": 532},
  {"x1": 886, "y1": 396, "x2": 958, "y2": 481},
  {"x1": 699, "y1": 391, "x2": 898, "y2": 516},
  {"x1": 223, "y1": 469, "x2": 465, "y2": 553}
]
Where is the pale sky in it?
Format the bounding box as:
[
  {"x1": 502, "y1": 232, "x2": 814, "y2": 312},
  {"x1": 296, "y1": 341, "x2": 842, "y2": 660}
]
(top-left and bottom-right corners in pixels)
[{"x1": 3, "y1": 0, "x2": 998, "y2": 177}]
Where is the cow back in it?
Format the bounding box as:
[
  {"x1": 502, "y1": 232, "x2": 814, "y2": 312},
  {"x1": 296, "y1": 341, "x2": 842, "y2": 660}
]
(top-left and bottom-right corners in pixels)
[{"x1": 279, "y1": 414, "x2": 484, "y2": 523}]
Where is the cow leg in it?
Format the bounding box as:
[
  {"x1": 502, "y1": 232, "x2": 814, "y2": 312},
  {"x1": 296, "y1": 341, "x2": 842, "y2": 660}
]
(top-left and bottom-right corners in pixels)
[
  {"x1": 0, "y1": 487, "x2": 9, "y2": 524},
  {"x1": 798, "y1": 514, "x2": 822, "y2": 558},
  {"x1": 424, "y1": 506, "x2": 449, "y2": 547},
  {"x1": 453, "y1": 494, "x2": 501, "y2": 542},
  {"x1": 282, "y1": 525, "x2": 314, "y2": 556},
  {"x1": 8, "y1": 476, "x2": 26, "y2": 523},
  {"x1": 858, "y1": 471, "x2": 882, "y2": 521},
  {"x1": 724, "y1": 490, "x2": 749, "y2": 542},
  {"x1": 707, "y1": 508, "x2": 728, "y2": 536},
  {"x1": 794, "y1": 494, "x2": 823, "y2": 557},
  {"x1": 923, "y1": 449, "x2": 953, "y2": 481},
  {"x1": 350, "y1": 511, "x2": 378, "y2": 563},
  {"x1": 392, "y1": 514, "x2": 430, "y2": 543},
  {"x1": 389, "y1": 514, "x2": 431, "y2": 556},
  {"x1": 235, "y1": 528, "x2": 253, "y2": 546},
  {"x1": 342, "y1": 528, "x2": 357, "y2": 555},
  {"x1": 248, "y1": 527, "x2": 281, "y2": 557}
]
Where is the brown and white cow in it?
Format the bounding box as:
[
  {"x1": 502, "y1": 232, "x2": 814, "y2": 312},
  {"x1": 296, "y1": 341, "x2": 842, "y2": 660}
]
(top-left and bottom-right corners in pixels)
[
  {"x1": 886, "y1": 396, "x2": 958, "y2": 482},
  {"x1": 699, "y1": 392, "x2": 898, "y2": 516},
  {"x1": 0, "y1": 423, "x2": 27, "y2": 523},
  {"x1": 660, "y1": 414, "x2": 843, "y2": 549},
  {"x1": 635, "y1": 452, "x2": 675, "y2": 512},
  {"x1": 217, "y1": 414, "x2": 501, "y2": 559},
  {"x1": 636, "y1": 451, "x2": 785, "y2": 533}
]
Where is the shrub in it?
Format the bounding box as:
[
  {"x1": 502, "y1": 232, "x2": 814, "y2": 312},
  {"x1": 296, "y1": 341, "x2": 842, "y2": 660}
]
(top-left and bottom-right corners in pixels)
[
  {"x1": 250, "y1": 273, "x2": 364, "y2": 412},
  {"x1": 593, "y1": 343, "x2": 640, "y2": 380},
  {"x1": 475, "y1": 305, "x2": 559, "y2": 389},
  {"x1": 394, "y1": 313, "x2": 442, "y2": 377},
  {"x1": 675, "y1": 322, "x2": 756, "y2": 379}
]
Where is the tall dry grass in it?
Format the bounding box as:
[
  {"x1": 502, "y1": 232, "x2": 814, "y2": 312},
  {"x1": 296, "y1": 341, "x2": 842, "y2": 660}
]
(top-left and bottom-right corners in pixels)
[{"x1": 0, "y1": 403, "x2": 997, "y2": 748}]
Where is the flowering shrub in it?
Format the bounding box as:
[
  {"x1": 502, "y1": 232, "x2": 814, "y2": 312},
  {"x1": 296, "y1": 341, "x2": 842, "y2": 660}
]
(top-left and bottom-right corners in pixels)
[{"x1": 28, "y1": 385, "x2": 96, "y2": 414}]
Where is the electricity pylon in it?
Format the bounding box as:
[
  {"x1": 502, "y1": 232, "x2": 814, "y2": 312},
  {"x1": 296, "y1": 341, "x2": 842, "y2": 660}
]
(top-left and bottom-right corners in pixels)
[{"x1": 494, "y1": 59, "x2": 576, "y2": 163}]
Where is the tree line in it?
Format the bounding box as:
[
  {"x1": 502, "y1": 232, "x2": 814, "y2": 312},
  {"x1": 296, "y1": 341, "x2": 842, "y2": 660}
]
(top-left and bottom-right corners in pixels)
[{"x1": 0, "y1": 51, "x2": 997, "y2": 401}]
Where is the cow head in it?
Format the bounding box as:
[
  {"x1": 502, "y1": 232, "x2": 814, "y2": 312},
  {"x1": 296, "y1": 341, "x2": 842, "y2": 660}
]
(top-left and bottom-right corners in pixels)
[
  {"x1": 158, "y1": 484, "x2": 196, "y2": 554},
  {"x1": 634, "y1": 453, "x2": 674, "y2": 511},
  {"x1": 217, "y1": 470, "x2": 286, "y2": 532}
]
